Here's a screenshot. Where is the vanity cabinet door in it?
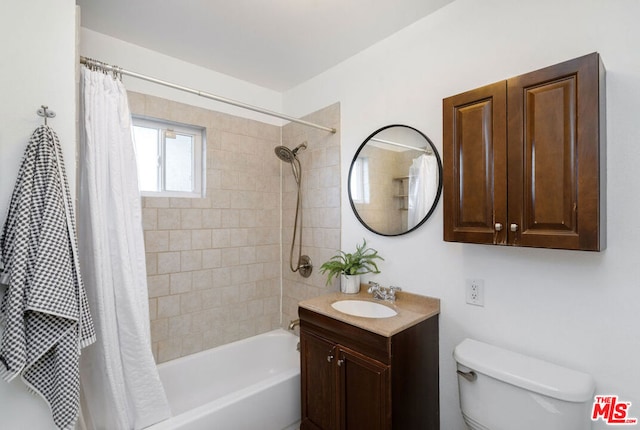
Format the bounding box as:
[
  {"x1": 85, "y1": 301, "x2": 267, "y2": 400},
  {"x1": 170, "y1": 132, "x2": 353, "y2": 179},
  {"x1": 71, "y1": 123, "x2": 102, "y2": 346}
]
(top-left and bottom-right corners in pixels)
[
  {"x1": 300, "y1": 330, "x2": 337, "y2": 430},
  {"x1": 300, "y1": 331, "x2": 390, "y2": 430},
  {"x1": 338, "y1": 346, "x2": 390, "y2": 430}
]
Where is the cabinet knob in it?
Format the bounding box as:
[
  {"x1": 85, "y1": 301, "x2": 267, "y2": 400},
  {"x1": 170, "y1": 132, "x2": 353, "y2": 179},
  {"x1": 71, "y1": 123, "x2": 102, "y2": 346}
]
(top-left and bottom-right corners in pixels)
[
  {"x1": 510, "y1": 223, "x2": 518, "y2": 232},
  {"x1": 327, "y1": 355, "x2": 334, "y2": 363},
  {"x1": 337, "y1": 359, "x2": 344, "y2": 367},
  {"x1": 495, "y1": 223, "x2": 503, "y2": 231}
]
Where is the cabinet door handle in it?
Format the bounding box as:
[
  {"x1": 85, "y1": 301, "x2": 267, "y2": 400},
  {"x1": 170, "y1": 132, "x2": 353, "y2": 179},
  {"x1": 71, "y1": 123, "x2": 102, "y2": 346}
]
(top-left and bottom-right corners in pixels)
[
  {"x1": 337, "y1": 359, "x2": 344, "y2": 366},
  {"x1": 495, "y1": 223, "x2": 503, "y2": 231},
  {"x1": 510, "y1": 223, "x2": 518, "y2": 232},
  {"x1": 327, "y1": 355, "x2": 334, "y2": 363}
]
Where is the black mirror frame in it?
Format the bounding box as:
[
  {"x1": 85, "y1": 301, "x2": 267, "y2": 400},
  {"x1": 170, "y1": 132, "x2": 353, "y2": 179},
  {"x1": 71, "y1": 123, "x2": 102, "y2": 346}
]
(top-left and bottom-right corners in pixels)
[{"x1": 348, "y1": 124, "x2": 443, "y2": 236}]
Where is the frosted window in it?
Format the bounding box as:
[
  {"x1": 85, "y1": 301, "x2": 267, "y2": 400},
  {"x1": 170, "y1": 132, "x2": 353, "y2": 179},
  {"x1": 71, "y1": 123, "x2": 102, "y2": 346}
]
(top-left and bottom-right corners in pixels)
[
  {"x1": 132, "y1": 117, "x2": 205, "y2": 198},
  {"x1": 165, "y1": 133, "x2": 193, "y2": 192},
  {"x1": 350, "y1": 157, "x2": 370, "y2": 204},
  {"x1": 132, "y1": 126, "x2": 160, "y2": 192}
]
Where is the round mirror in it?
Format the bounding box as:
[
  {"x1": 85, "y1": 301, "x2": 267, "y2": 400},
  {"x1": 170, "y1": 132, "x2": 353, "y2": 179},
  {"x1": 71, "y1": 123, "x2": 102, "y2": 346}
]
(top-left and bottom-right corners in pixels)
[{"x1": 348, "y1": 124, "x2": 442, "y2": 236}]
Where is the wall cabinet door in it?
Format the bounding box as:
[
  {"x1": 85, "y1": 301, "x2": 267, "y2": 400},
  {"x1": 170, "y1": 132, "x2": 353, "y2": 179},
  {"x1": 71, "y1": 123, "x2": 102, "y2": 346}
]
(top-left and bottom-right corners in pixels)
[
  {"x1": 443, "y1": 52, "x2": 605, "y2": 251},
  {"x1": 443, "y1": 81, "x2": 507, "y2": 245},
  {"x1": 507, "y1": 54, "x2": 604, "y2": 250}
]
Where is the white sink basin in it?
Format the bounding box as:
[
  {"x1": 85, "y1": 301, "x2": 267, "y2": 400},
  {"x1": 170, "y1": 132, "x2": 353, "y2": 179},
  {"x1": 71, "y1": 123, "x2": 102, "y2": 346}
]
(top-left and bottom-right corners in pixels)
[{"x1": 331, "y1": 300, "x2": 397, "y2": 318}]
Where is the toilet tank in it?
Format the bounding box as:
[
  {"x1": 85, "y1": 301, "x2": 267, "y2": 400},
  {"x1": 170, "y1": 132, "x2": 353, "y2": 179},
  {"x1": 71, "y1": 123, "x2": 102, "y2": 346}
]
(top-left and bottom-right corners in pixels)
[{"x1": 454, "y1": 338, "x2": 595, "y2": 430}]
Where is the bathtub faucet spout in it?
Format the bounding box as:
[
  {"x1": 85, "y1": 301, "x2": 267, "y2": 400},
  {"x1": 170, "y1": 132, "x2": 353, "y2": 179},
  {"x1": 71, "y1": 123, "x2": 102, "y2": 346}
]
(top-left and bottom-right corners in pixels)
[{"x1": 288, "y1": 319, "x2": 300, "y2": 330}]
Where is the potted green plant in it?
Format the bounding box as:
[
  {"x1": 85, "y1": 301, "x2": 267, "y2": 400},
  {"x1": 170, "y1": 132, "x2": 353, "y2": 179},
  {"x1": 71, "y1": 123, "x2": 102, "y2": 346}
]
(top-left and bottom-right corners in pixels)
[{"x1": 319, "y1": 239, "x2": 384, "y2": 293}]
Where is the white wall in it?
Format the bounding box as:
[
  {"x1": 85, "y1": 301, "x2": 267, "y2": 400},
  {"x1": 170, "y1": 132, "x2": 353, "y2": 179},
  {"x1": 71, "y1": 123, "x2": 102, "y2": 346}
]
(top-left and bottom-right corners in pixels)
[
  {"x1": 283, "y1": 0, "x2": 640, "y2": 428},
  {"x1": 0, "y1": 1, "x2": 79, "y2": 209},
  {"x1": 80, "y1": 29, "x2": 284, "y2": 126},
  {"x1": 0, "y1": 1, "x2": 78, "y2": 428}
]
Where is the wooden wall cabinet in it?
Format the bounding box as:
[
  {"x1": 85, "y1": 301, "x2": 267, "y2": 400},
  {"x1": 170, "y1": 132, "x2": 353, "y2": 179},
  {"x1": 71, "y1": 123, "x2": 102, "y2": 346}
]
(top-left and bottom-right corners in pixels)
[
  {"x1": 443, "y1": 53, "x2": 606, "y2": 251},
  {"x1": 299, "y1": 307, "x2": 439, "y2": 430}
]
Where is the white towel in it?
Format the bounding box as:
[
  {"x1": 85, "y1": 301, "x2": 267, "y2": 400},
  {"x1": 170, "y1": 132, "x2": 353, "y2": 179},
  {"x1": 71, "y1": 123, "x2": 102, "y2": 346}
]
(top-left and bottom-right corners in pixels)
[{"x1": 0, "y1": 125, "x2": 96, "y2": 429}]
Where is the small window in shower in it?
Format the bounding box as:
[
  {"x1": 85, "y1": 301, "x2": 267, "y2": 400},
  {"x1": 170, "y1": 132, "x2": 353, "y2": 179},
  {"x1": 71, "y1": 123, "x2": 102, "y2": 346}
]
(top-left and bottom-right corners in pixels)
[
  {"x1": 350, "y1": 156, "x2": 370, "y2": 204},
  {"x1": 132, "y1": 116, "x2": 205, "y2": 198}
]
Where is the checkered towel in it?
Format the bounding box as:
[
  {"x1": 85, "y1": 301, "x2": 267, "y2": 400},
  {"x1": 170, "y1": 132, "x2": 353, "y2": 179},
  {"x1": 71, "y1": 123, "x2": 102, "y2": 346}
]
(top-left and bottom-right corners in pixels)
[{"x1": 0, "y1": 125, "x2": 96, "y2": 429}]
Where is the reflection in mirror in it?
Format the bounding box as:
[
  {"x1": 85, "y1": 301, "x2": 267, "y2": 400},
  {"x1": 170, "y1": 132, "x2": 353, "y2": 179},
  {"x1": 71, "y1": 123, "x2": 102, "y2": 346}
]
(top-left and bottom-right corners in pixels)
[{"x1": 348, "y1": 125, "x2": 442, "y2": 236}]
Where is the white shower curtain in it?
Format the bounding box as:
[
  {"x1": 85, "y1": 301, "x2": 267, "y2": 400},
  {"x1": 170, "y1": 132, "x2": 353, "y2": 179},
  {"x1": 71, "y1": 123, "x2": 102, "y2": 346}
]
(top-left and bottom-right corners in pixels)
[
  {"x1": 408, "y1": 154, "x2": 438, "y2": 230},
  {"x1": 77, "y1": 66, "x2": 171, "y2": 429}
]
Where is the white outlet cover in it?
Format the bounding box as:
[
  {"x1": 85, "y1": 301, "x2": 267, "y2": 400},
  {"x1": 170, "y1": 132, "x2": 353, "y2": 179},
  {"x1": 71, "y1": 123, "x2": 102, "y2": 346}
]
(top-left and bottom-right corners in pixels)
[{"x1": 465, "y1": 279, "x2": 485, "y2": 307}]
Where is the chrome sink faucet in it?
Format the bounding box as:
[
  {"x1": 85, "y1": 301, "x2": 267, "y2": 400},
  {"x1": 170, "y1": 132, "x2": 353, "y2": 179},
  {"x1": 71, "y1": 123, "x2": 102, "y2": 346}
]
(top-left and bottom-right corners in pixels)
[{"x1": 367, "y1": 282, "x2": 401, "y2": 302}]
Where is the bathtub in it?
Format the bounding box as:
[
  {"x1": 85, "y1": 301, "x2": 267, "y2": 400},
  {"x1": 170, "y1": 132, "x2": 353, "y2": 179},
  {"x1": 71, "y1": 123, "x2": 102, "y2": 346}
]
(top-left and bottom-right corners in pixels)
[{"x1": 147, "y1": 329, "x2": 301, "y2": 430}]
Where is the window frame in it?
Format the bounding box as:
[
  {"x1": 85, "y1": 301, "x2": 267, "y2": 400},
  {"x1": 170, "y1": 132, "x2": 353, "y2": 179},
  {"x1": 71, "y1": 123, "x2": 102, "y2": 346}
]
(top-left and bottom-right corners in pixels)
[{"x1": 132, "y1": 116, "x2": 206, "y2": 198}]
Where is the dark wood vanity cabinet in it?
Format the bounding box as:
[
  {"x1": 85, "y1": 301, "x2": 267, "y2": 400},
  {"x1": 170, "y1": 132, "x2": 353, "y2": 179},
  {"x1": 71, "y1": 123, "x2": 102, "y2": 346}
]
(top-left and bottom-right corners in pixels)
[
  {"x1": 301, "y1": 330, "x2": 389, "y2": 430},
  {"x1": 299, "y1": 307, "x2": 439, "y2": 430},
  {"x1": 443, "y1": 52, "x2": 606, "y2": 251}
]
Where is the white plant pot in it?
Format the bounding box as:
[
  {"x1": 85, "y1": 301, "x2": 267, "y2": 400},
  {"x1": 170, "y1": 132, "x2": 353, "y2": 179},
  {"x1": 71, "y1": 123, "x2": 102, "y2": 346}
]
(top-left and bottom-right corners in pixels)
[{"x1": 340, "y1": 274, "x2": 361, "y2": 294}]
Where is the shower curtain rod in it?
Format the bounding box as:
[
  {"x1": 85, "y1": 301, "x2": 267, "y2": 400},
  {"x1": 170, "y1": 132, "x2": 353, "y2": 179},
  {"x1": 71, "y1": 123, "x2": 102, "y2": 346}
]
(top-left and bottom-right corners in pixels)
[
  {"x1": 80, "y1": 56, "x2": 336, "y2": 134},
  {"x1": 370, "y1": 137, "x2": 432, "y2": 154}
]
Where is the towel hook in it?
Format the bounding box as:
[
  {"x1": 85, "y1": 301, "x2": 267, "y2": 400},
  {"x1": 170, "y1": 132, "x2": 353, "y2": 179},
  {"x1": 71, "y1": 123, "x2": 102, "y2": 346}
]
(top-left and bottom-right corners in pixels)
[{"x1": 37, "y1": 105, "x2": 56, "y2": 125}]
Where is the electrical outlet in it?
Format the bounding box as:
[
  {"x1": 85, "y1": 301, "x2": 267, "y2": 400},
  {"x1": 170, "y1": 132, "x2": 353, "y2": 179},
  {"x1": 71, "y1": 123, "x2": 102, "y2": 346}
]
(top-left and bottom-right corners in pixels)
[{"x1": 465, "y1": 279, "x2": 484, "y2": 307}]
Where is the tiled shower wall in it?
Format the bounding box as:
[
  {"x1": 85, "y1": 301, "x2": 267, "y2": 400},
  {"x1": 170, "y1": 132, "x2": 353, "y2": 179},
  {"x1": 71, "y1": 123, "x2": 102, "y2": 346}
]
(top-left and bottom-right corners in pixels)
[
  {"x1": 353, "y1": 147, "x2": 419, "y2": 234},
  {"x1": 128, "y1": 92, "x2": 283, "y2": 363},
  {"x1": 354, "y1": 145, "x2": 405, "y2": 234},
  {"x1": 281, "y1": 103, "x2": 341, "y2": 328}
]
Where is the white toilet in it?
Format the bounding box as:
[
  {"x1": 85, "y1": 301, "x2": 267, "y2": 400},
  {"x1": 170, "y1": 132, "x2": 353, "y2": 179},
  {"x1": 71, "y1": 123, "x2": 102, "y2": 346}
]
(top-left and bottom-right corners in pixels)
[{"x1": 454, "y1": 338, "x2": 595, "y2": 430}]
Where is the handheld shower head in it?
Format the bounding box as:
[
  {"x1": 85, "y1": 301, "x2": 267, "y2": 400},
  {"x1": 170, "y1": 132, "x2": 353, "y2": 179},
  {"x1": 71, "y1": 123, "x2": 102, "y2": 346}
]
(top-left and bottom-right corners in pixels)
[
  {"x1": 274, "y1": 142, "x2": 307, "y2": 163},
  {"x1": 273, "y1": 141, "x2": 312, "y2": 278},
  {"x1": 275, "y1": 146, "x2": 295, "y2": 163}
]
